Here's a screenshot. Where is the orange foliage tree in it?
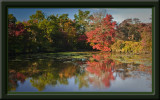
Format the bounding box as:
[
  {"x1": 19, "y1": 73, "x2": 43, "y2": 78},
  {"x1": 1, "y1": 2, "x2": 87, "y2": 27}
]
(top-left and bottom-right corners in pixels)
[{"x1": 85, "y1": 14, "x2": 117, "y2": 51}]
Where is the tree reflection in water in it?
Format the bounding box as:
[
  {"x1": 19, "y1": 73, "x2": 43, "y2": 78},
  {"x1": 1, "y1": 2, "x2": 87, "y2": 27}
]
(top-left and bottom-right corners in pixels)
[
  {"x1": 8, "y1": 70, "x2": 26, "y2": 91},
  {"x1": 8, "y1": 53, "x2": 152, "y2": 91},
  {"x1": 85, "y1": 53, "x2": 115, "y2": 88}
]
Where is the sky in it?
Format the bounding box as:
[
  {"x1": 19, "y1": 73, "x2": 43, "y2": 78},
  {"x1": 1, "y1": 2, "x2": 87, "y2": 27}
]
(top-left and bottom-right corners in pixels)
[{"x1": 8, "y1": 8, "x2": 152, "y2": 24}]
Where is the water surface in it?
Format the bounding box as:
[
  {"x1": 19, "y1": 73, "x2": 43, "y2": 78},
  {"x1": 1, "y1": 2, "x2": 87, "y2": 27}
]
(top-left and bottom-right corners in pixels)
[{"x1": 8, "y1": 52, "x2": 152, "y2": 92}]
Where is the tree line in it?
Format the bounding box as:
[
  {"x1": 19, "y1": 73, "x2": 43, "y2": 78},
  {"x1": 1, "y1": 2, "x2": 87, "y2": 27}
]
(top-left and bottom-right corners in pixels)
[{"x1": 8, "y1": 10, "x2": 152, "y2": 55}]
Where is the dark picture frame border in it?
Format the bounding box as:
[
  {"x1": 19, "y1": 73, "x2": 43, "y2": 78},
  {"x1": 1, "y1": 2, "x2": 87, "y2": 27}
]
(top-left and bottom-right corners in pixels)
[{"x1": 1, "y1": 0, "x2": 159, "y2": 99}]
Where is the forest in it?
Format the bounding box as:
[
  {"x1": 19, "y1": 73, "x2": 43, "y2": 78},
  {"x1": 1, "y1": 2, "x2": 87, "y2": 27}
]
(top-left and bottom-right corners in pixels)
[
  {"x1": 8, "y1": 9, "x2": 152, "y2": 92},
  {"x1": 8, "y1": 10, "x2": 152, "y2": 55}
]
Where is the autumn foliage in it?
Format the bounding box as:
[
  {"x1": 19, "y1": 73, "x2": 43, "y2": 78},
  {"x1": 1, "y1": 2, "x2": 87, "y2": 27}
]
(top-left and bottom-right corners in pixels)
[
  {"x1": 8, "y1": 10, "x2": 152, "y2": 54},
  {"x1": 8, "y1": 23, "x2": 27, "y2": 37},
  {"x1": 86, "y1": 14, "x2": 116, "y2": 51},
  {"x1": 78, "y1": 34, "x2": 87, "y2": 41}
]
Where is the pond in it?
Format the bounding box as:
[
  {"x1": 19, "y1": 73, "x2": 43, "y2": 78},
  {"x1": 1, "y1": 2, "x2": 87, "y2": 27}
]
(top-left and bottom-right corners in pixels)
[{"x1": 8, "y1": 52, "x2": 152, "y2": 92}]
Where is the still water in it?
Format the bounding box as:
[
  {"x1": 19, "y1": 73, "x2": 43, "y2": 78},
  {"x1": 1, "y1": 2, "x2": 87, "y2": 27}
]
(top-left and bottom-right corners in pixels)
[{"x1": 8, "y1": 52, "x2": 152, "y2": 92}]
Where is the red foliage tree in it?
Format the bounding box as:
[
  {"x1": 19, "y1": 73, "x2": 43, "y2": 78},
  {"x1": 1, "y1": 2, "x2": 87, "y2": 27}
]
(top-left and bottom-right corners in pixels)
[
  {"x1": 8, "y1": 23, "x2": 27, "y2": 37},
  {"x1": 78, "y1": 34, "x2": 87, "y2": 41},
  {"x1": 8, "y1": 22, "x2": 30, "y2": 54},
  {"x1": 85, "y1": 14, "x2": 117, "y2": 51}
]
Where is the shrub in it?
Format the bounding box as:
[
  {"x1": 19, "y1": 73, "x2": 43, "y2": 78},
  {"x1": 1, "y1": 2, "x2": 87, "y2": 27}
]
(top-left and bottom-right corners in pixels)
[{"x1": 111, "y1": 40, "x2": 143, "y2": 54}]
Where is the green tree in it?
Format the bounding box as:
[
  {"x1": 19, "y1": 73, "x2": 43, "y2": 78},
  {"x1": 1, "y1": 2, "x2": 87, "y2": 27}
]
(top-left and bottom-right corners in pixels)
[
  {"x1": 27, "y1": 10, "x2": 57, "y2": 52},
  {"x1": 8, "y1": 14, "x2": 17, "y2": 23},
  {"x1": 74, "y1": 10, "x2": 90, "y2": 34},
  {"x1": 58, "y1": 14, "x2": 69, "y2": 31},
  {"x1": 74, "y1": 10, "x2": 92, "y2": 50},
  {"x1": 30, "y1": 10, "x2": 45, "y2": 21}
]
